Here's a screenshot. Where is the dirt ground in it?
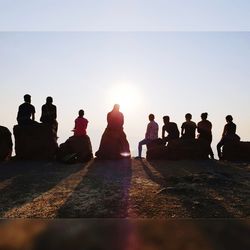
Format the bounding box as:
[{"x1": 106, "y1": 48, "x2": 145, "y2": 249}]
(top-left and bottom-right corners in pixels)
[
  {"x1": 0, "y1": 158, "x2": 249, "y2": 249},
  {"x1": 0, "y1": 158, "x2": 249, "y2": 218}
]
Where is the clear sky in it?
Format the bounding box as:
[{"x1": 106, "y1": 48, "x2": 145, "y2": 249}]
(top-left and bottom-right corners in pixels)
[
  {"x1": 0, "y1": 0, "x2": 250, "y2": 31},
  {"x1": 0, "y1": 1, "x2": 250, "y2": 157},
  {"x1": 0, "y1": 32, "x2": 250, "y2": 157}
]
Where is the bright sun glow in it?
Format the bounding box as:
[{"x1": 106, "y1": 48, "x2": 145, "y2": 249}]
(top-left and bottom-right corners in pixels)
[{"x1": 107, "y1": 84, "x2": 142, "y2": 113}]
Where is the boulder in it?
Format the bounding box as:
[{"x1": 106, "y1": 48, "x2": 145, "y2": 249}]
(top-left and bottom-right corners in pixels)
[
  {"x1": 0, "y1": 126, "x2": 13, "y2": 162},
  {"x1": 95, "y1": 128, "x2": 130, "y2": 160},
  {"x1": 57, "y1": 135, "x2": 93, "y2": 163},
  {"x1": 147, "y1": 139, "x2": 210, "y2": 160},
  {"x1": 14, "y1": 123, "x2": 58, "y2": 160},
  {"x1": 222, "y1": 141, "x2": 250, "y2": 161}
]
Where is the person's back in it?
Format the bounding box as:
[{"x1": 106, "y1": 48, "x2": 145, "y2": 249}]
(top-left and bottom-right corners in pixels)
[
  {"x1": 146, "y1": 120, "x2": 159, "y2": 140},
  {"x1": 164, "y1": 122, "x2": 179, "y2": 139},
  {"x1": 40, "y1": 97, "x2": 57, "y2": 124},
  {"x1": 107, "y1": 104, "x2": 124, "y2": 130},
  {"x1": 17, "y1": 94, "x2": 35, "y2": 125},
  {"x1": 181, "y1": 120, "x2": 196, "y2": 139},
  {"x1": 224, "y1": 122, "x2": 236, "y2": 137},
  {"x1": 197, "y1": 120, "x2": 212, "y2": 142},
  {"x1": 74, "y1": 110, "x2": 88, "y2": 136}
]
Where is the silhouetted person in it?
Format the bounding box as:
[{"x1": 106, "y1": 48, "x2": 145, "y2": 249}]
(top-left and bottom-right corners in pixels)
[
  {"x1": 217, "y1": 115, "x2": 240, "y2": 160},
  {"x1": 107, "y1": 104, "x2": 124, "y2": 131},
  {"x1": 73, "y1": 109, "x2": 88, "y2": 136},
  {"x1": 136, "y1": 114, "x2": 159, "y2": 159},
  {"x1": 162, "y1": 116, "x2": 179, "y2": 144},
  {"x1": 40, "y1": 96, "x2": 58, "y2": 132},
  {"x1": 17, "y1": 94, "x2": 36, "y2": 125},
  {"x1": 181, "y1": 113, "x2": 196, "y2": 139},
  {"x1": 197, "y1": 112, "x2": 214, "y2": 159},
  {"x1": 96, "y1": 104, "x2": 130, "y2": 159}
]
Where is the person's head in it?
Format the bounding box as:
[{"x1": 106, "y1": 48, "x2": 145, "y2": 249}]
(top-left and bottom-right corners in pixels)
[
  {"x1": 149, "y1": 114, "x2": 155, "y2": 121},
  {"x1": 185, "y1": 113, "x2": 192, "y2": 121},
  {"x1": 113, "y1": 104, "x2": 120, "y2": 111},
  {"x1": 24, "y1": 94, "x2": 31, "y2": 103},
  {"x1": 226, "y1": 115, "x2": 233, "y2": 123},
  {"x1": 201, "y1": 112, "x2": 208, "y2": 121},
  {"x1": 163, "y1": 116, "x2": 170, "y2": 124},
  {"x1": 46, "y1": 96, "x2": 53, "y2": 104},
  {"x1": 78, "y1": 109, "x2": 84, "y2": 117}
]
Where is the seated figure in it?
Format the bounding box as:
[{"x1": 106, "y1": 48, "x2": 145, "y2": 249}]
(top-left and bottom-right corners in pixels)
[
  {"x1": 57, "y1": 110, "x2": 93, "y2": 163},
  {"x1": 40, "y1": 96, "x2": 58, "y2": 133},
  {"x1": 217, "y1": 115, "x2": 240, "y2": 160},
  {"x1": 95, "y1": 104, "x2": 130, "y2": 159},
  {"x1": 197, "y1": 112, "x2": 214, "y2": 159},
  {"x1": 181, "y1": 113, "x2": 196, "y2": 140},
  {"x1": 17, "y1": 94, "x2": 36, "y2": 125},
  {"x1": 162, "y1": 115, "x2": 179, "y2": 144},
  {"x1": 136, "y1": 114, "x2": 159, "y2": 159}
]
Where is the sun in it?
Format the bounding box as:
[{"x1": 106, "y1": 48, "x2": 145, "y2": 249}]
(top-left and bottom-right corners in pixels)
[{"x1": 107, "y1": 84, "x2": 142, "y2": 113}]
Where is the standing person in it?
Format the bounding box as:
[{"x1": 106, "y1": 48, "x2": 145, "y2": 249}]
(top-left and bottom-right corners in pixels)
[
  {"x1": 136, "y1": 114, "x2": 159, "y2": 159},
  {"x1": 217, "y1": 115, "x2": 240, "y2": 160},
  {"x1": 197, "y1": 112, "x2": 214, "y2": 159},
  {"x1": 40, "y1": 96, "x2": 58, "y2": 132},
  {"x1": 95, "y1": 104, "x2": 130, "y2": 159},
  {"x1": 17, "y1": 94, "x2": 36, "y2": 125},
  {"x1": 181, "y1": 113, "x2": 196, "y2": 139},
  {"x1": 73, "y1": 110, "x2": 88, "y2": 136},
  {"x1": 162, "y1": 115, "x2": 179, "y2": 144}
]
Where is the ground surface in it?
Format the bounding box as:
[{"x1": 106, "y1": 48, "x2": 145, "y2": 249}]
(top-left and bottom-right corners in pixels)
[
  {"x1": 0, "y1": 159, "x2": 249, "y2": 250},
  {"x1": 0, "y1": 158, "x2": 249, "y2": 218}
]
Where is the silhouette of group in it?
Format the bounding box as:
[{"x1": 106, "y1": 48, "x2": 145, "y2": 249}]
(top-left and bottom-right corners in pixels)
[
  {"x1": 136, "y1": 112, "x2": 241, "y2": 160},
  {"x1": 0, "y1": 93, "x2": 244, "y2": 162}
]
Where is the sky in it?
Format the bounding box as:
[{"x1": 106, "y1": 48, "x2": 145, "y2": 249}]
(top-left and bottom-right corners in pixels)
[{"x1": 0, "y1": 1, "x2": 250, "y2": 157}]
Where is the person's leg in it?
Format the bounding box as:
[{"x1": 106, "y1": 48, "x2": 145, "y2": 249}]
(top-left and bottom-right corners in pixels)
[
  {"x1": 138, "y1": 139, "x2": 149, "y2": 158},
  {"x1": 217, "y1": 138, "x2": 224, "y2": 159}
]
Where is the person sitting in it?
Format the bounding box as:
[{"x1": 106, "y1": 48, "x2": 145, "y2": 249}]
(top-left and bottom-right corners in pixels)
[
  {"x1": 72, "y1": 109, "x2": 88, "y2": 136},
  {"x1": 40, "y1": 96, "x2": 58, "y2": 132},
  {"x1": 197, "y1": 112, "x2": 214, "y2": 159},
  {"x1": 17, "y1": 94, "x2": 36, "y2": 125},
  {"x1": 95, "y1": 104, "x2": 130, "y2": 159},
  {"x1": 162, "y1": 115, "x2": 179, "y2": 144},
  {"x1": 181, "y1": 113, "x2": 196, "y2": 140},
  {"x1": 136, "y1": 114, "x2": 159, "y2": 159},
  {"x1": 217, "y1": 115, "x2": 240, "y2": 160}
]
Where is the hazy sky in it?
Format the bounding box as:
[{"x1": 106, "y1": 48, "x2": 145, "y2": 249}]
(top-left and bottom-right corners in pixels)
[
  {"x1": 0, "y1": 32, "x2": 250, "y2": 156},
  {"x1": 0, "y1": 0, "x2": 250, "y2": 31},
  {"x1": 0, "y1": 1, "x2": 250, "y2": 156}
]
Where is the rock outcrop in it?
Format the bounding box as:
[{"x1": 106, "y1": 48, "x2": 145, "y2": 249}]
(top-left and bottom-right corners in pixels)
[
  {"x1": 14, "y1": 123, "x2": 58, "y2": 160},
  {"x1": 57, "y1": 135, "x2": 93, "y2": 163},
  {"x1": 0, "y1": 126, "x2": 13, "y2": 162},
  {"x1": 147, "y1": 139, "x2": 210, "y2": 160}
]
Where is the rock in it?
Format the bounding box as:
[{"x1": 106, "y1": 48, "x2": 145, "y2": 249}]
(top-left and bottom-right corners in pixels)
[
  {"x1": 146, "y1": 139, "x2": 210, "y2": 160},
  {"x1": 57, "y1": 135, "x2": 93, "y2": 163},
  {"x1": 223, "y1": 141, "x2": 250, "y2": 161},
  {"x1": 0, "y1": 126, "x2": 13, "y2": 162},
  {"x1": 13, "y1": 123, "x2": 58, "y2": 160},
  {"x1": 95, "y1": 128, "x2": 130, "y2": 160}
]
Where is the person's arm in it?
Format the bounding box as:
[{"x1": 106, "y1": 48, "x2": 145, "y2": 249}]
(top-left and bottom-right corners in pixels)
[
  {"x1": 32, "y1": 108, "x2": 35, "y2": 121},
  {"x1": 162, "y1": 126, "x2": 165, "y2": 139},
  {"x1": 181, "y1": 124, "x2": 184, "y2": 136},
  {"x1": 145, "y1": 123, "x2": 150, "y2": 139},
  {"x1": 54, "y1": 106, "x2": 57, "y2": 120},
  {"x1": 222, "y1": 125, "x2": 226, "y2": 137}
]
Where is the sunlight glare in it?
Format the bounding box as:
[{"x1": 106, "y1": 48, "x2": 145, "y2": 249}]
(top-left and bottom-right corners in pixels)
[{"x1": 107, "y1": 84, "x2": 142, "y2": 113}]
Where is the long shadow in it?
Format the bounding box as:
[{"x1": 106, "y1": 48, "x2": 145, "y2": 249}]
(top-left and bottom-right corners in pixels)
[
  {"x1": 57, "y1": 158, "x2": 132, "y2": 218},
  {"x1": 0, "y1": 160, "x2": 86, "y2": 217},
  {"x1": 142, "y1": 160, "x2": 235, "y2": 218}
]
